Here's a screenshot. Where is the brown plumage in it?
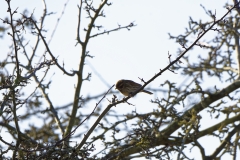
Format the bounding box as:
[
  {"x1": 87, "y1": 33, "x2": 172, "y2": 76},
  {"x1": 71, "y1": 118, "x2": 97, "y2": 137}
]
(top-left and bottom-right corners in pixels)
[{"x1": 115, "y1": 79, "x2": 153, "y2": 96}]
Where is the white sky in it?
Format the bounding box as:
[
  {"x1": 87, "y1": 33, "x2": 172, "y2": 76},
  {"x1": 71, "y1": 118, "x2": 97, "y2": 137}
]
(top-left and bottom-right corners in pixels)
[{"x1": 0, "y1": 0, "x2": 237, "y2": 159}]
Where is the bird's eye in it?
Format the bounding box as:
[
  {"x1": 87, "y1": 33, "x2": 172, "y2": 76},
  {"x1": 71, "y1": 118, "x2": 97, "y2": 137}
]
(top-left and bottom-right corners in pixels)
[
  {"x1": 116, "y1": 81, "x2": 123, "y2": 89},
  {"x1": 118, "y1": 83, "x2": 123, "y2": 88}
]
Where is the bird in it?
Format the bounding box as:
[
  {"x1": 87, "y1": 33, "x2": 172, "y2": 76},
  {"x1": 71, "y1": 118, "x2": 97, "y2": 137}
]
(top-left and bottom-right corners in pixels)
[{"x1": 115, "y1": 79, "x2": 153, "y2": 96}]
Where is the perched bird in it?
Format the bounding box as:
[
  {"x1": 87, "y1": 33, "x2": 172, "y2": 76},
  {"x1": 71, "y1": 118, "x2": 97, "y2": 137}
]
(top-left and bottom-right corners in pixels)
[{"x1": 115, "y1": 79, "x2": 153, "y2": 96}]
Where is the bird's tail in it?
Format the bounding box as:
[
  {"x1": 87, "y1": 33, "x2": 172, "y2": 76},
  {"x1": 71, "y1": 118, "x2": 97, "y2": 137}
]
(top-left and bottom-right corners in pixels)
[{"x1": 141, "y1": 90, "x2": 153, "y2": 95}]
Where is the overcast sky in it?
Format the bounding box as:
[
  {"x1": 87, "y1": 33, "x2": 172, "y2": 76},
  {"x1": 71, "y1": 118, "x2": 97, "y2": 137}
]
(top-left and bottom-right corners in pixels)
[{"x1": 0, "y1": 0, "x2": 235, "y2": 159}]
